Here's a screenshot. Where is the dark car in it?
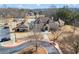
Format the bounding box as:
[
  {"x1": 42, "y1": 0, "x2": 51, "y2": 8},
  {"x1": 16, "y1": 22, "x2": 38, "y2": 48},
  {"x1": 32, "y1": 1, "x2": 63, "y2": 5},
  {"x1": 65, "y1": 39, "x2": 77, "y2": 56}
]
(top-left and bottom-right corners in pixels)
[
  {"x1": 3, "y1": 26, "x2": 9, "y2": 29},
  {"x1": 16, "y1": 28, "x2": 27, "y2": 32},
  {"x1": 0, "y1": 26, "x2": 11, "y2": 42},
  {"x1": 0, "y1": 38, "x2": 11, "y2": 42}
]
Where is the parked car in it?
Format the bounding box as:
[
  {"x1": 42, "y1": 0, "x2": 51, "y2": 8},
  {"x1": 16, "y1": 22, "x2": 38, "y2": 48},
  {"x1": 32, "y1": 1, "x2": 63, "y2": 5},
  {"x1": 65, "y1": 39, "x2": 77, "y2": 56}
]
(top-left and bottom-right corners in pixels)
[
  {"x1": 15, "y1": 24, "x2": 29, "y2": 32},
  {"x1": 15, "y1": 28, "x2": 28, "y2": 32},
  {"x1": 3, "y1": 26, "x2": 9, "y2": 29},
  {"x1": 0, "y1": 37, "x2": 11, "y2": 42},
  {"x1": 0, "y1": 35, "x2": 11, "y2": 42},
  {"x1": 0, "y1": 27, "x2": 11, "y2": 42}
]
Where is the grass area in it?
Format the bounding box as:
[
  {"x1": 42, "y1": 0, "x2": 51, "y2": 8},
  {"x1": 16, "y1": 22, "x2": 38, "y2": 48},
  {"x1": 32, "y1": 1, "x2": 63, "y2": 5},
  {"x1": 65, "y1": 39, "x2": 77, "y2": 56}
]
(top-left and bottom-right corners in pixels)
[
  {"x1": 48, "y1": 25, "x2": 79, "y2": 54},
  {"x1": 18, "y1": 47, "x2": 47, "y2": 54}
]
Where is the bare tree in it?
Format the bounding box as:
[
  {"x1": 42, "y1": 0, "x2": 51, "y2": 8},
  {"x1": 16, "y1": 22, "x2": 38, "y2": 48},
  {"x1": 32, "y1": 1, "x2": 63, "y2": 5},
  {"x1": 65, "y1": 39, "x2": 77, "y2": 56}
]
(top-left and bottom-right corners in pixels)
[
  {"x1": 58, "y1": 19, "x2": 79, "y2": 54},
  {"x1": 60, "y1": 35, "x2": 79, "y2": 54}
]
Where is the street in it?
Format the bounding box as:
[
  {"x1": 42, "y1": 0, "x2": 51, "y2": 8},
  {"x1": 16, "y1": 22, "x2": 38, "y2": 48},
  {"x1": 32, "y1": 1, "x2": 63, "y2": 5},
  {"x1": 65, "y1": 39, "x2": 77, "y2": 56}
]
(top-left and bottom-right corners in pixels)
[{"x1": 0, "y1": 40, "x2": 59, "y2": 54}]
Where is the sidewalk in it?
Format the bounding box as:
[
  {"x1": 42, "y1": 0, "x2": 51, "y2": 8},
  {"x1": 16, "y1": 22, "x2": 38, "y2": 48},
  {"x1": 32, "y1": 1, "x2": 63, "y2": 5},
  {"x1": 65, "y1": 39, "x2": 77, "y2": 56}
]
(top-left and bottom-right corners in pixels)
[
  {"x1": 0, "y1": 39, "x2": 26, "y2": 48},
  {"x1": 50, "y1": 41, "x2": 63, "y2": 54}
]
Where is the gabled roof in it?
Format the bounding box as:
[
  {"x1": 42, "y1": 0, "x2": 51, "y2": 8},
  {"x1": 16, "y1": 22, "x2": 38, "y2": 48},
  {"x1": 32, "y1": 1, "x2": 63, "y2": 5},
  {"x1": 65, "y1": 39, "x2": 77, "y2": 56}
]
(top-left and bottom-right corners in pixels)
[{"x1": 35, "y1": 17, "x2": 53, "y2": 24}]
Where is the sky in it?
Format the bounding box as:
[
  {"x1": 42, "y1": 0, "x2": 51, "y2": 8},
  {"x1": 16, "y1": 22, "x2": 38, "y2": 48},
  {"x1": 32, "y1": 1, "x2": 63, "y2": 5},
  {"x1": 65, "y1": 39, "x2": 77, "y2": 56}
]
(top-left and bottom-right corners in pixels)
[{"x1": 0, "y1": 4, "x2": 79, "y2": 9}]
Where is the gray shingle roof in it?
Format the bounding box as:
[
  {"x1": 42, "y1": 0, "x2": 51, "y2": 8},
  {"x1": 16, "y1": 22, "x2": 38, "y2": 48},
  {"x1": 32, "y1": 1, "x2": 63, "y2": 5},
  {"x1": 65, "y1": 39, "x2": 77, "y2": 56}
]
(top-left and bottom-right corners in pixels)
[{"x1": 35, "y1": 17, "x2": 53, "y2": 24}]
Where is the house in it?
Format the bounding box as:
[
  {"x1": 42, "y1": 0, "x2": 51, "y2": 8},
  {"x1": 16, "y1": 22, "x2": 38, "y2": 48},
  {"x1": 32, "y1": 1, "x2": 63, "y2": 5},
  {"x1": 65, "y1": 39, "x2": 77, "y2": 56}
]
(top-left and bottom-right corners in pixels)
[
  {"x1": 25, "y1": 11, "x2": 45, "y2": 19},
  {"x1": 12, "y1": 20, "x2": 29, "y2": 32},
  {"x1": 25, "y1": 11, "x2": 35, "y2": 18},
  {"x1": 27, "y1": 19, "x2": 36, "y2": 30},
  {"x1": 25, "y1": 11, "x2": 35, "y2": 16},
  {"x1": 48, "y1": 21, "x2": 59, "y2": 31},
  {"x1": 12, "y1": 17, "x2": 24, "y2": 22},
  {"x1": 58, "y1": 18, "x2": 65, "y2": 27},
  {"x1": 32, "y1": 17, "x2": 65, "y2": 32},
  {"x1": 35, "y1": 17, "x2": 53, "y2": 24},
  {"x1": 48, "y1": 18, "x2": 65, "y2": 31},
  {"x1": 32, "y1": 17, "x2": 54, "y2": 32}
]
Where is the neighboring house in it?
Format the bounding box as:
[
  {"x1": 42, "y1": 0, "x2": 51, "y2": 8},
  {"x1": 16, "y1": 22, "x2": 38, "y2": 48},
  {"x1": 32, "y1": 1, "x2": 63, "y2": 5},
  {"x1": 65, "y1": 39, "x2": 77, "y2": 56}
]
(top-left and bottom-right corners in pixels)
[
  {"x1": 28, "y1": 12, "x2": 34, "y2": 16},
  {"x1": 13, "y1": 17, "x2": 24, "y2": 22},
  {"x1": 27, "y1": 19, "x2": 36, "y2": 23},
  {"x1": 25, "y1": 11, "x2": 45, "y2": 19},
  {"x1": 25, "y1": 11, "x2": 35, "y2": 16},
  {"x1": 58, "y1": 18, "x2": 65, "y2": 27},
  {"x1": 35, "y1": 17, "x2": 53, "y2": 24},
  {"x1": 27, "y1": 19, "x2": 36, "y2": 31},
  {"x1": 49, "y1": 21, "x2": 59, "y2": 31},
  {"x1": 49, "y1": 18, "x2": 65, "y2": 31},
  {"x1": 33, "y1": 17, "x2": 54, "y2": 32},
  {"x1": 32, "y1": 17, "x2": 64, "y2": 32},
  {"x1": 25, "y1": 12, "x2": 35, "y2": 19},
  {"x1": 32, "y1": 23, "x2": 45, "y2": 32}
]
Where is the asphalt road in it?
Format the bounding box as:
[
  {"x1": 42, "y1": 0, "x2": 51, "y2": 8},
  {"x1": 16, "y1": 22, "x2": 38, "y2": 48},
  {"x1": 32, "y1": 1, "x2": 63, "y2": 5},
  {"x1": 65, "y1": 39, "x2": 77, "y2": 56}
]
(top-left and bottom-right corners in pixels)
[{"x1": 0, "y1": 40, "x2": 59, "y2": 54}]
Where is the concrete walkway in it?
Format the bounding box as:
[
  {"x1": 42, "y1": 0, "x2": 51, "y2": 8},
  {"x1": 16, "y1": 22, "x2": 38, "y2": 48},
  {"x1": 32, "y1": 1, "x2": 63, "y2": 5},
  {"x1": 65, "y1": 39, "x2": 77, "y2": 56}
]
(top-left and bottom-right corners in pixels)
[{"x1": 42, "y1": 31, "x2": 62, "y2": 54}]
